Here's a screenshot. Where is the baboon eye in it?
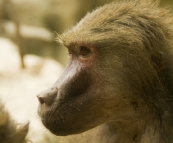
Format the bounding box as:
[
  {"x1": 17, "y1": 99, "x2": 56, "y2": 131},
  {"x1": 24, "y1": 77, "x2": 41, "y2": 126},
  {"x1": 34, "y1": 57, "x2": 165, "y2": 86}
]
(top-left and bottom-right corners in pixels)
[
  {"x1": 68, "y1": 48, "x2": 73, "y2": 55},
  {"x1": 79, "y1": 46, "x2": 90, "y2": 56},
  {"x1": 68, "y1": 50, "x2": 72, "y2": 55}
]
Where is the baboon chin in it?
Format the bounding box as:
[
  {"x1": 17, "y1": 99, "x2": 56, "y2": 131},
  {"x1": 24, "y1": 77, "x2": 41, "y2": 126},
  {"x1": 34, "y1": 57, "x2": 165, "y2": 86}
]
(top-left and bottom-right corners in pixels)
[{"x1": 37, "y1": 0, "x2": 173, "y2": 142}]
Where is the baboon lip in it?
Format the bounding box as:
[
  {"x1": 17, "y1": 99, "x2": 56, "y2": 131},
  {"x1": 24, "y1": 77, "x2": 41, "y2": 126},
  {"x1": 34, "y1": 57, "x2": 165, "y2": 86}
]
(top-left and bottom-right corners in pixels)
[{"x1": 41, "y1": 117, "x2": 87, "y2": 136}]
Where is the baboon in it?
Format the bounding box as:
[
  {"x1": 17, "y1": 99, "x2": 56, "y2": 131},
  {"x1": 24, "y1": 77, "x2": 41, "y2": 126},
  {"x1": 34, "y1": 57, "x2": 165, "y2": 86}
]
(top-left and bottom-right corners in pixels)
[
  {"x1": 0, "y1": 100, "x2": 29, "y2": 143},
  {"x1": 37, "y1": 0, "x2": 173, "y2": 143}
]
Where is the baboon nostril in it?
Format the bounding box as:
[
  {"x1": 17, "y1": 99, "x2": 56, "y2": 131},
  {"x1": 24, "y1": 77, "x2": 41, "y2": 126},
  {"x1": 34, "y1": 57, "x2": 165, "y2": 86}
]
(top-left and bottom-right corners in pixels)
[
  {"x1": 37, "y1": 88, "x2": 58, "y2": 106},
  {"x1": 37, "y1": 96, "x2": 45, "y2": 104}
]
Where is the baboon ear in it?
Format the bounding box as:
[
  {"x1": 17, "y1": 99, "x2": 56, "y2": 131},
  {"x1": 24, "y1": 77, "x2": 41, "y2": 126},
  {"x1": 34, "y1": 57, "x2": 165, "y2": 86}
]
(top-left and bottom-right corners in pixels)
[
  {"x1": 151, "y1": 51, "x2": 163, "y2": 72},
  {"x1": 16, "y1": 122, "x2": 29, "y2": 141}
]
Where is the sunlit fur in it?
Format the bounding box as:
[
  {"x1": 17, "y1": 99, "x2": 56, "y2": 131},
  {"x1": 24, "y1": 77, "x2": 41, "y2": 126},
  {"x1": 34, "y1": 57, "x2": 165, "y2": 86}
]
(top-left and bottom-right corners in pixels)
[{"x1": 0, "y1": 100, "x2": 29, "y2": 143}]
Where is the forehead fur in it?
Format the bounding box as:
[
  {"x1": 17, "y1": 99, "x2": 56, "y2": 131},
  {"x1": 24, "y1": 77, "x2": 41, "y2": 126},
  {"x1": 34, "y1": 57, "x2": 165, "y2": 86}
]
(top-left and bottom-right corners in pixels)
[{"x1": 56, "y1": 0, "x2": 173, "y2": 48}]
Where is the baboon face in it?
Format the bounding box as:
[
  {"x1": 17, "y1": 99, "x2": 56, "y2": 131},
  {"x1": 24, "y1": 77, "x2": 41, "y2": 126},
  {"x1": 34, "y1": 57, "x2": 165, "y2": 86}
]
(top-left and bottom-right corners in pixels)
[{"x1": 37, "y1": 44, "x2": 134, "y2": 136}]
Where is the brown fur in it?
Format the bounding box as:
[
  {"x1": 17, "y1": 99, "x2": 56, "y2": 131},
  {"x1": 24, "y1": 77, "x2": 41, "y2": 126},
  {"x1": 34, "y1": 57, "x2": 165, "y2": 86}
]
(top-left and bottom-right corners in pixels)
[
  {"x1": 37, "y1": 0, "x2": 173, "y2": 143},
  {"x1": 0, "y1": 100, "x2": 29, "y2": 143}
]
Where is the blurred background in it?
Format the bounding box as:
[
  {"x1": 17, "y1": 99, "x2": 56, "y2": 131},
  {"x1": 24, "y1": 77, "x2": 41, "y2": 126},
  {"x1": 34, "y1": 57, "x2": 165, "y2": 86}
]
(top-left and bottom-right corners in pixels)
[
  {"x1": 0, "y1": 0, "x2": 173, "y2": 143},
  {"x1": 0, "y1": 0, "x2": 173, "y2": 68}
]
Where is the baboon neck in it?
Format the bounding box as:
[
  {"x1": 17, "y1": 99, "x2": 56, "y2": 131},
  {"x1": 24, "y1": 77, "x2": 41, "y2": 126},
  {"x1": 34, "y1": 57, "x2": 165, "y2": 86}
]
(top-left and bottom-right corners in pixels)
[{"x1": 103, "y1": 117, "x2": 173, "y2": 143}]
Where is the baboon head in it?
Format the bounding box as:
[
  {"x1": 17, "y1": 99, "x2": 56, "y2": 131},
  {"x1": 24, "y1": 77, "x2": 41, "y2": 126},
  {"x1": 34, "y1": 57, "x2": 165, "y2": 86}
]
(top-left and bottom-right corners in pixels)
[{"x1": 37, "y1": 0, "x2": 173, "y2": 136}]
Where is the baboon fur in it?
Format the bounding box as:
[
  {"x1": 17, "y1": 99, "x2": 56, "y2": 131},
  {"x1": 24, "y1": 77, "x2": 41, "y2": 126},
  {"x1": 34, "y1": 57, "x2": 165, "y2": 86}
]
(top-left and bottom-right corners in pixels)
[
  {"x1": 0, "y1": 100, "x2": 29, "y2": 143},
  {"x1": 37, "y1": 0, "x2": 173, "y2": 143}
]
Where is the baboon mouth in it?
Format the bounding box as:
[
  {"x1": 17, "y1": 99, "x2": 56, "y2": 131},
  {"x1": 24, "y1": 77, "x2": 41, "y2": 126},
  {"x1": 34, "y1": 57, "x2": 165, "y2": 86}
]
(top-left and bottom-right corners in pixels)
[{"x1": 41, "y1": 118, "x2": 83, "y2": 136}]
